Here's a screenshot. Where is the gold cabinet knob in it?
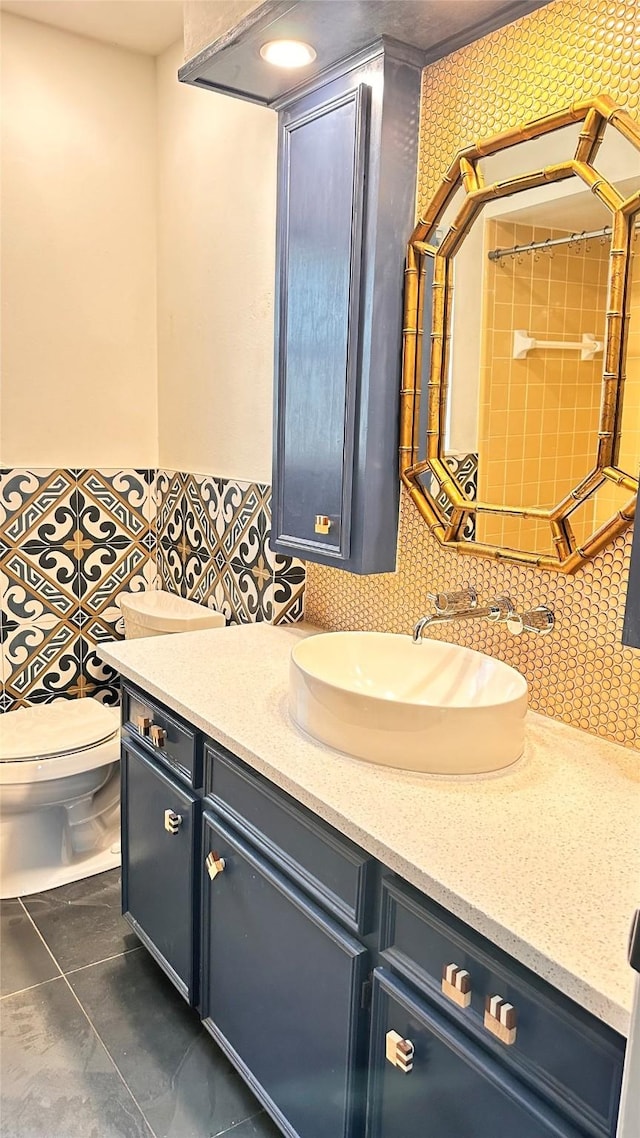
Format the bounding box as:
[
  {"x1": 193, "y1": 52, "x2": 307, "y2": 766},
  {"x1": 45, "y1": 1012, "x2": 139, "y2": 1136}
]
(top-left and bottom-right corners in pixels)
[
  {"x1": 149, "y1": 725, "x2": 167, "y2": 748},
  {"x1": 442, "y1": 962, "x2": 472, "y2": 1007},
  {"x1": 135, "y1": 714, "x2": 151, "y2": 736},
  {"x1": 164, "y1": 809, "x2": 182, "y2": 834},
  {"x1": 206, "y1": 851, "x2": 226, "y2": 880},
  {"x1": 484, "y1": 995, "x2": 517, "y2": 1045},
  {"x1": 314, "y1": 515, "x2": 332, "y2": 535},
  {"x1": 385, "y1": 1030, "x2": 414, "y2": 1073}
]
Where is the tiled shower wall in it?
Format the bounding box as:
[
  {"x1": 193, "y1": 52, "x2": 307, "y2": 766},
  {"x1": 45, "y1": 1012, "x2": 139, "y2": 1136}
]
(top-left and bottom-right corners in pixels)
[
  {"x1": 0, "y1": 468, "x2": 304, "y2": 712},
  {"x1": 477, "y1": 222, "x2": 610, "y2": 553}
]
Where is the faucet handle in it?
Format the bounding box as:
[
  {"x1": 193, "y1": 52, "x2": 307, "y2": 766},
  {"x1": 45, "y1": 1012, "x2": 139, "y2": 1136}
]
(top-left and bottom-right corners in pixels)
[
  {"x1": 427, "y1": 587, "x2": 478, "y2": 614},
  {"x1": 487, "y1": 595, "x2": 516, "y2": 623},
  {"x1": 506, "y1": 605, "x2": 555, "y2": 636}
]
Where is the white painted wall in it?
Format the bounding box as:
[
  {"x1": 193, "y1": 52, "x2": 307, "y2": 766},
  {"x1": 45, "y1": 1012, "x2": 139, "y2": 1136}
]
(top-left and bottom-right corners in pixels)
[
  {"x1": 156, "y1": 40, "x2": 277, "y2": 483},
  {"x1": 0, "y1": 12, "x2": 159, "y2": 468},
  {"x1": 1, "y1": 18, "x2": 278, "y2": 481}
]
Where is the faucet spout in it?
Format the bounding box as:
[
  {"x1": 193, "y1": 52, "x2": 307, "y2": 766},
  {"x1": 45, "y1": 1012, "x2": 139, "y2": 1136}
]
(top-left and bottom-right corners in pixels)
[
  {"x1": 412, "y1": 613, "x2": 450, "y2": 642},
  {"x1": 412, "y1": 595, "x2": 514, "y2": 642}
]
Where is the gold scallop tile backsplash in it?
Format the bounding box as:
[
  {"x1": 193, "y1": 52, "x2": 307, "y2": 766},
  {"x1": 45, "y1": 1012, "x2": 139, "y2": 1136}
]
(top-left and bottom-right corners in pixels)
[{"x1": 305, "y1": 0, "x2": 640, "y2": 750}]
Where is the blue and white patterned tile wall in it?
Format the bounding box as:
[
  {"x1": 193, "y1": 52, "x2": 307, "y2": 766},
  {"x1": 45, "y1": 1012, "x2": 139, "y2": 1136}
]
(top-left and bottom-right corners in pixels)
[
  {"x1": 155, "y1": 470, "x2": 305, "y2": 626},
  {"x1": 0, "y1": 469, "x2": 158, "y2": 711},
  {"x1": 0, "y1": 468, "x2": 305, "y2": 713}
]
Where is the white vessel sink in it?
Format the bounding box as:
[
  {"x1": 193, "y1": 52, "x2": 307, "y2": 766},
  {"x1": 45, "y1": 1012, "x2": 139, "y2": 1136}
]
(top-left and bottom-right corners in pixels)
[{"x1": 289, "y1": 632, "x2": 528, "y2": 775}]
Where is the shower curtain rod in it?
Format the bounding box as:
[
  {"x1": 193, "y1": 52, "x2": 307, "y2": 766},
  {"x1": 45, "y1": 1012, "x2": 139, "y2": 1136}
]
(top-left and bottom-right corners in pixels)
[{"x1": 487, "y1": 221, "x2": 639, "y2": 262}]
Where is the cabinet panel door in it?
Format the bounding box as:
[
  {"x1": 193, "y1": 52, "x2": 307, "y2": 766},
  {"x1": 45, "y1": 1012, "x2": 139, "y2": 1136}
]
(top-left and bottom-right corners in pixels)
[
  {"x1": 272, "y1": 83, "x2": 369, "y2": 562},
  {"x1": 367, "y1": 970, "x2": 584, "y2": 1138},
  {"x1": 203, "y1": 743, "x2": 375, "y2": 934},
  {"x1": 380, "y1": 877, "x2": 623, "y2": 1135},
  {"x1": 201, "y1": 811, "x2": 369, "y2": 1138},
  {"x1": 121, "y1": 740, "x2": 200, "y2": 1003}
]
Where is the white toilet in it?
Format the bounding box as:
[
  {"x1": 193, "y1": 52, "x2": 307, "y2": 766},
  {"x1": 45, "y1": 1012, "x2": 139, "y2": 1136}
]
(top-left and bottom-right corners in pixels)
[
  {"x1": 117, "y1": 589, "x2": 226, "y2": 638},
  {"x1": 0, "y1": 700, "x2": 121, "y2": 899},
  {"x1": 0, "y1": 590, "x2": 225, "y2": 899}
]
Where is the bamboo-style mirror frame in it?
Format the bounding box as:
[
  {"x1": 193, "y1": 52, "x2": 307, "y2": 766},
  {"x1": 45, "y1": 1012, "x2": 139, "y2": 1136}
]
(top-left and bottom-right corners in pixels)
[{"x1": 400, "y1": 95, "x2": 639, "y2": 573}]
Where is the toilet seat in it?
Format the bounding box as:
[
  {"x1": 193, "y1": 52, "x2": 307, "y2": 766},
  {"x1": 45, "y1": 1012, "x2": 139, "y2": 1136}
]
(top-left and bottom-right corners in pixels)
[{"x1": 0, "y1": 701, "x2": 120, "y2": 784}]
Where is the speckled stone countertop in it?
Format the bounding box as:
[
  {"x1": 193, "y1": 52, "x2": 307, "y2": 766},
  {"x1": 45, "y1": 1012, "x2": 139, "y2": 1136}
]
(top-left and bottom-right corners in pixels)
[{"x1": 100, "y1": 622, "x2": 640, "y2": 1036}]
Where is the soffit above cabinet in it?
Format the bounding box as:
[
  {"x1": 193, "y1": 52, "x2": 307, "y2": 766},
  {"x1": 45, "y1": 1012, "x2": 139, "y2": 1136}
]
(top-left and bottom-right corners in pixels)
[{"x1": 178, "y1": 0, "x2": 551, "y2": 107}]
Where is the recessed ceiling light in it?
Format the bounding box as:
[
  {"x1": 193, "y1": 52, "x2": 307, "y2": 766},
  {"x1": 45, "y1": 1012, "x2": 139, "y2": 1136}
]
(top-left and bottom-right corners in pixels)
[{"x1": 259, "y1": 40, "x2": 317, "y2": 69}]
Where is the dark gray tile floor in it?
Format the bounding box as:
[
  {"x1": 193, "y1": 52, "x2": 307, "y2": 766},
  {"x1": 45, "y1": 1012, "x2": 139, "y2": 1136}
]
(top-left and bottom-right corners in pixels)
[{"x1": 0, "y1": 869, "x2": 281, "y2": 1138}]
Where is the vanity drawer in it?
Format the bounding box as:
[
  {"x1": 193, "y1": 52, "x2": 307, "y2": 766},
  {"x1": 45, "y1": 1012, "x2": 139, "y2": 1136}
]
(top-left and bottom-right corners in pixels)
[
  {"x1": 122, "y1": 682, "x2": 201, "y2": 789},
  {"x1": 380, "y1": 878, "x2": 624, "y2": 1138},
  {"x1": 203, "y1": 740, "x2": 375, "y2": 934},
  {"x1": 367, "y1": 968, "x2": 586, "y2": 1138}
]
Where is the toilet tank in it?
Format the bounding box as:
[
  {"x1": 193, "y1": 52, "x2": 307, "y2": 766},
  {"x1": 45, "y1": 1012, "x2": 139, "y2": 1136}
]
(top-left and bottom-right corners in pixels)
[{"x1": 117, "y1": 590, "x2": 226, "y2": 639}]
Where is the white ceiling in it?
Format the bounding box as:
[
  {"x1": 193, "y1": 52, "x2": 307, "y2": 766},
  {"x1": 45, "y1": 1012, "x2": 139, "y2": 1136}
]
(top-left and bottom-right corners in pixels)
[{"x1": 0, "y1": 0, "x2": 184, "y2": 55}]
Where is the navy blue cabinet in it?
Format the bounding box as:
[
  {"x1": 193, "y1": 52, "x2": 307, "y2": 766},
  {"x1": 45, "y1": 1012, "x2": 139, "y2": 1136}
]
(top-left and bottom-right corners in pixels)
[
  {"x1": 379, "y1": 878, "x2": 624, "y2": 1137},
  {"x1": 200, "y1": 810, "x2": 369, "y2": 1138},
  {"x1": 367, "y1": 969, "x2": 584, "y2": 1138},
  {"x1": 203, "y1": 739, "x2": 376, "y2": 935},
  {"x1": 119, "y1": 687, "x2": 624, "y2": 1138},
  {"x1": 121, "y1": 738, "x2": 200, "y2": 1004},
  {"x1": 270, "y1": 41, "x2": 423, "y2": 574}
]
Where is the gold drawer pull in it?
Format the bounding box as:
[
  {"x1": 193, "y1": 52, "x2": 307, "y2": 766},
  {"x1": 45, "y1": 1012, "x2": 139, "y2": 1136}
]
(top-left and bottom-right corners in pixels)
[
  {"x1": 164, "y1": 809, "x2": 182, "y2": 834},
  {"x1": 484, "y1": 995, "x2": 517, "y2": 1045},
  {"x1": 385, "y1": 1030, "x2": 414, "y2": 1073},
  {"x1": 149, "y1": 725, "x2": 167, "y2": 748},
  {"x1": 314, "y1": 515, "x2": 331, "y2": 535},
  {"x1": 206, "y1": 851, "x2": 226, "y2": 880},
  {"x1": 135, "y1": 714, "x2": 151, "y2": 736},
  {"x1": 442, "y1": 962, "x2": 472, "y2": 1008}
]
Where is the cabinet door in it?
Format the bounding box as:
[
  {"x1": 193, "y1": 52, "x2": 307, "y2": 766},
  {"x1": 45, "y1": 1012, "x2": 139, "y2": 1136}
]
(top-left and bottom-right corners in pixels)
[
  {"x1": 272, "y1": 82, "x2": 369, "y2": 564},
  {"x1": 201, "y1": 811, "x2": 369, "y2": 1138},
  {"x1": 367, "y1": 970, "x2": 585, "y2": 1138},
  {"x1": 121, "y1": 739, "x2": 200, "y2": 1003}
]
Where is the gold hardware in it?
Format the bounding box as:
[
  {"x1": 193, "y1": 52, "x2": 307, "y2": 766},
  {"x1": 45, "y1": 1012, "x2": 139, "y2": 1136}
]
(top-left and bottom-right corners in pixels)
[
  {"x1": 400, "y1": 96, "x2": 639, "y2": 572},
  {"x1": 164, "y1": 809, "x2": 182, "y2": 834},
  {"x1": 484, "y1": 995, "x2": 517, "y2": 1045},
  {"x1": 149, "y1": 725, "x2": 167, "y2": 748},
  {"x1": 206, "y1": 851, "x2": 226, "y2": 880},
  {"x1": 441, "y1": 963, "x2": 472, "y2": 1008},
  {"x1": 135, "y1": 714, "x2": 151, "y2": 736},
  {"x1": 314, "y1": 515, "x2": 331, "y2": 535},
  {"x1": 385, "y1": 1030, "x2": 414, "y2": 1073}
]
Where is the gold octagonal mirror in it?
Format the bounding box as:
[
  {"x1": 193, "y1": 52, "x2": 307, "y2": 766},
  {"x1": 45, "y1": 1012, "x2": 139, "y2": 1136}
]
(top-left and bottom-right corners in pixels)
[{"x1": 400, "y1": 95, "x2": 640, "y2": 572}]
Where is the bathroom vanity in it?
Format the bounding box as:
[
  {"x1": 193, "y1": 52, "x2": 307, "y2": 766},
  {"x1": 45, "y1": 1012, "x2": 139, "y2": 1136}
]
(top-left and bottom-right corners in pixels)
[{"x1": 100, "y1": 623, "x2": 638, "y2": 1138}]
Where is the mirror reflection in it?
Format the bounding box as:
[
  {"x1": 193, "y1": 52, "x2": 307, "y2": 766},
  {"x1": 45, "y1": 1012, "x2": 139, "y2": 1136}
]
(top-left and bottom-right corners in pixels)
[{"x1": 405, "y1": 102, "x2": 640, "y2": 569}]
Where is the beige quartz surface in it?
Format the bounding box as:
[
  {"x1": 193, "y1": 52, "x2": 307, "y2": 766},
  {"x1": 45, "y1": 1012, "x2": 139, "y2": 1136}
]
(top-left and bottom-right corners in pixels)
[{"x1": 100, "y1": 622, "x2": 640, "y2": 1036}]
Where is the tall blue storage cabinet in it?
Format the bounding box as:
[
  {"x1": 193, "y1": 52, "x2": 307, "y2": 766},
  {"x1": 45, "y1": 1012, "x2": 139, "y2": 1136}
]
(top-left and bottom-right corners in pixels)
[{"x1": 270, "y1": 41, "x2": 423, "y2": 574}]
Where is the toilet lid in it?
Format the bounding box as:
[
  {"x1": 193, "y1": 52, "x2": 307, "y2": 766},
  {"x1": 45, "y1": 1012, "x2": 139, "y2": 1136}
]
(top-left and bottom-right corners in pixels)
[{"x1": 0, "y1": 699, "x2": 119, "y2": 762}]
